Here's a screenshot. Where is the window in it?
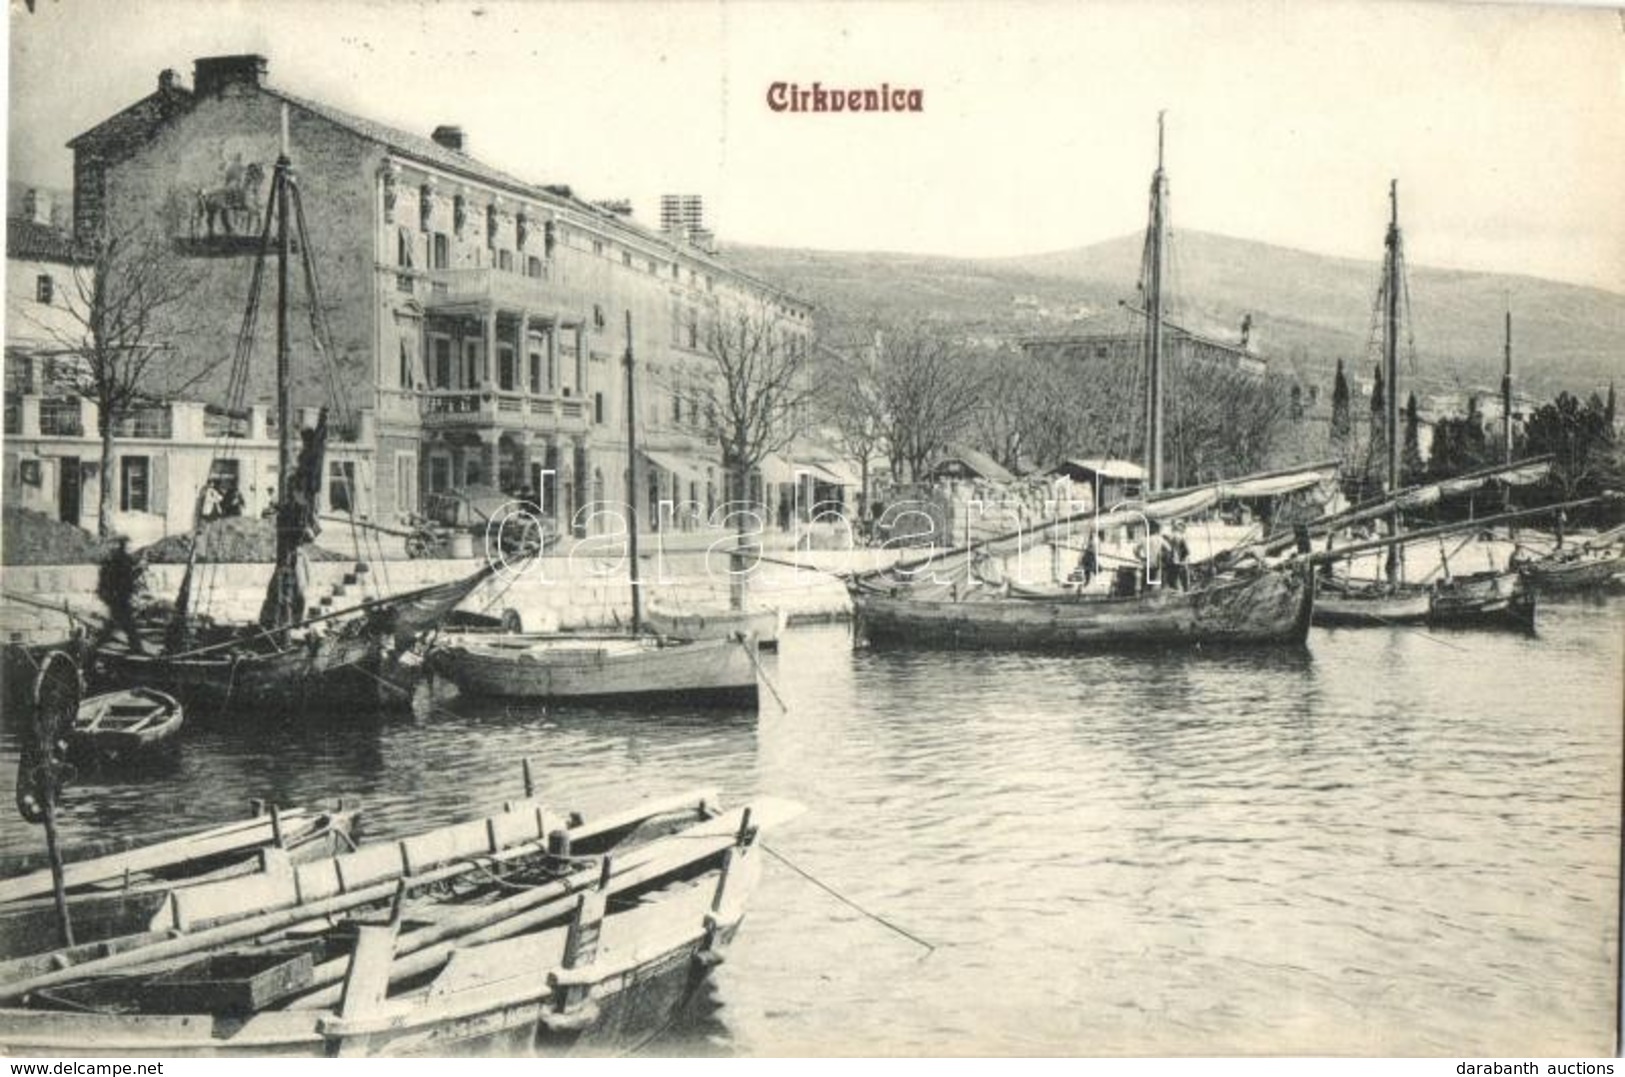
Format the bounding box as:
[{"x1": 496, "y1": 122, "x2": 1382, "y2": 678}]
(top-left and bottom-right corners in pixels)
[
  {"x1": 432, "y1": 233, "x2": 449, "y2": 269},
  {"x1": 594, "y1": 391, "x2": 605, "y2": 424},
  {"x1": 593, "y1": 239, "x2": 604, "y2": 256},
  {"x1": 120, "y1": 456, "x2": 150, "y2": 512},
  {"x1": 328, "y1": 461, "x2": 356, "y2": 513},
  {"x1": 35, "y1": 275, "x2": 53, "y2": 304},
  {"x1": 498, "y1": 249, "x2": 513, "y2": 272},
  {"x1": 463, "y1": 341, "x2": 481, "y2": 388},
  {"x1": 396, "y1": 453, "x2": 418, "y2": 517},
  {"x1": 622, "y1": 251, "x2": 632, "y2": 267},
  {"x1": 593, "y1": 304, "x2": 606, "y2": 330},
  {"x1": 498, "y1": 344, "x2": 516, "y2": 391},
  {"x1": 398, "y1": 337, "x2": 418, "y2": 389},
  {"x1": 527, "y1": 256, "x2": 542, "y2": 278},
  {"x1": 208, "y1": 458, "x2": 238, "y2": 500},
  {"x1": 429, "y1": 455, "x2": 451, "y2": 493},
  {"x1": 396, "y1": 228, "x2": 414, "y2": 268},
  {"x1": 432, "y1": 336, "x2": 453, "y2": 389},
  {"x1": 673, "y1": 393, "x2": 682, "y2": 424},
  {"x1": 529, "y1": 348, "x2": 543, "y2": 394}
]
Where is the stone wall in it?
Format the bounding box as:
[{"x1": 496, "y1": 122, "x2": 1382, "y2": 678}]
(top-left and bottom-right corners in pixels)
[{"x1": 0, "y1": 549, "x2": 868, "y2": 646}]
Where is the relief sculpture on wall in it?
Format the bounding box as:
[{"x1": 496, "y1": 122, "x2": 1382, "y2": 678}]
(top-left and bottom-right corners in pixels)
[{"x1": 173, "y1": 146, "x2": 268, "y2": 256}]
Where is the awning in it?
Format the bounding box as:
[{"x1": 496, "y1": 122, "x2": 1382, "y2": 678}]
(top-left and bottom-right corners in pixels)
[
  {"x1": 804, "y1": 460, "x2": 860, "y2": 487},
  {"x1": 642, "y1": 449, "x2": 714, "y2": 486}
]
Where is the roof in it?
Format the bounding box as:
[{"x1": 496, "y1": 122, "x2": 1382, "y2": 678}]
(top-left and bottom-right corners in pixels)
[
  {"x1": 6, "y1": 217, "x2": 82, "y2": 264},
  {"x1": 68, "y1": 85, "x2": 195, "y2": 155},
  {"x1": 929, "y1": 445, "x2": 1016, "y2": 483},
  {"x1": 266, "y1": 90, "x2": 810, "y2": 310},
  {"x1": 1050, "y1": 457, "x2": 1146, "y2": 481}
]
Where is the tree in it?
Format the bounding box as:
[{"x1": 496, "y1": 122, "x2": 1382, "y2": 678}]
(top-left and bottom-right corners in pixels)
[
  {"x1": 868, "y1": 322, "x2": 987, "y2": 483},
  {"x1": 1330, "y1": 358, "x2": 1351, "y2": 445},
  {"x1": 1523, "y1": 390, "x2": 1621, "y2": 499},
  {"x1": 1402, "y1": 391, "x2": 1424, "y2": 483},
  {"x1": 695, "y1": 299, "x2": 818, "y2": 595},
  {"x1": 819, "y1": 335, "x2": 886, "y2": 519},
  {"x1": 24, "y1": 223, "x2": 206, "y2": 537}
]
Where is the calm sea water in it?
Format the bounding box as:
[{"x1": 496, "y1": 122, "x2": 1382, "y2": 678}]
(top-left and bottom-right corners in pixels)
[{"x1": 3, "y1": 597, "x2": 1620, "y2": 1056}]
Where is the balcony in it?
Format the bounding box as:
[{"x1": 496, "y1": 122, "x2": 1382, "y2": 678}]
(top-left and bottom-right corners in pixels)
[
  {"x1": 421, "y1": 388, "x2": 590, "y2": 435},
  {"x1": 422, "y1": 265, "x2": 552, "y2": 314}
]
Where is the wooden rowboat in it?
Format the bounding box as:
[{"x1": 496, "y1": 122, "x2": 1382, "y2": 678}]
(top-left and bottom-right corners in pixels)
[
  {"x1": 64, "y1": 688, "x2": 183, "y2": 763},
  {"x1": 0, "y1": 789, "x2": 802, "y2": 1057},
  {"x1": 0, "y1": 802, "x2": 360, "y2": 961}
]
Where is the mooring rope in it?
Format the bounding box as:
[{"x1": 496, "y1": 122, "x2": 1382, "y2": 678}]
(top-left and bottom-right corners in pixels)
[{"x1": 760, "y1": 842, "x2": 934, "y2": 956}]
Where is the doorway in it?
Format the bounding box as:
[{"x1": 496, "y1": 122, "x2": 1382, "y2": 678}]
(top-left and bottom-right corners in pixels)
[{"x1": 57, "y1": 456, "x2": 81, "y2": 525}]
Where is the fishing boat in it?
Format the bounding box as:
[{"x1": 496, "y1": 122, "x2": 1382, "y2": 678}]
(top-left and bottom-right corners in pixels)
[
  {"x1": 849, "y1": 115, "x2": 1320, "y2": 652},
  {"x1": 644, "y1": 601, "x2": 783, "y2": 651},
  {"x1": 1519, "y1": 525, "x2": 1625, "y2": 594},
  {"x1": 1, "y1": 801, "x2": 359, "y2": 961},
  {"x1": 90, "y1": 112, "x2": 495, "y2": 717},
  {"x1": 0, "y1": 785, "x2": 801, "y2": 1057},
  {"x1": 1306, "y1": 183, "x2": 1539, "y2": 631},
  {"x1": 61, "y1": 687, "x2": 183, "y2": 764},
  {"x1": 428, "y1": 313, "x2": 760, "y2": 707}
]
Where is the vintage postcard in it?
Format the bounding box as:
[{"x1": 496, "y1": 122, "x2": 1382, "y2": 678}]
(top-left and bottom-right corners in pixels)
[{"x1": 2, "y1": 0, "x2": 1621, "y2": 1062}]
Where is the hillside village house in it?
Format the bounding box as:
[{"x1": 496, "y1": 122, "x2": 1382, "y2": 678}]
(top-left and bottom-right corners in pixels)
[{"x1": 12, "y1": 54, "x2": 818, "y2": 543}]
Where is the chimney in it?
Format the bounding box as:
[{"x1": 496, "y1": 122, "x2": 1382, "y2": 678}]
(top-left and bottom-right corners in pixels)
[
  {"x1": 193, "y1": 54, "x2": 267, "y2": 97},
  {"x1": 431, "y1": 125, "x2": 466, "y2": 153},
  {"x1": 22, "y1": 188, "x2": 52, "y2": 226},
  {"x1": 158, "y1": 68, "x2": 179, "y2": 93}
]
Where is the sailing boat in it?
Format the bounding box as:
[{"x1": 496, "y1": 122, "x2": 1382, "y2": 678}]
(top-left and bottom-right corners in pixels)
[
  {"x1": 849, "y1": 116, "x2": 1319, "y2": 651},
  {"x1": 1311, "y1": 183, "x2": 1536, "y2": 630},
  {"x1": 91, "y1": 113, "x2": 496, "y2": 714},
  {"x1": 427, "y1": 313, "x2": 760, "y2": 706}
]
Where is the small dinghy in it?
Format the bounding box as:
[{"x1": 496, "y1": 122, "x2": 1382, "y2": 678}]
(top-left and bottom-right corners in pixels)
[{"x1": 65, "y1": 687, "x2": 184, "y2": 763}]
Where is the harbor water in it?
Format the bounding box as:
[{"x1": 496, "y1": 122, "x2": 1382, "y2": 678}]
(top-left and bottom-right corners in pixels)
[{"x1": 2, "y1": 596, "x2": 1619, "y2": 1056}]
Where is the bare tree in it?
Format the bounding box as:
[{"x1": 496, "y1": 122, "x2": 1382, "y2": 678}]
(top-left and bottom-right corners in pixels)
[
  {"x1": 869, "y1": 321, "x2": 988, "y2": 482},
  {"x1": 696, "y1": 300, "x2": 818, "y2": 592},
  {"x1": 817, "y1": 337, "x2": 886, "y2": 519},
  {"x1": 27, "y1": 224, "x2": 207, "y2": 537}
]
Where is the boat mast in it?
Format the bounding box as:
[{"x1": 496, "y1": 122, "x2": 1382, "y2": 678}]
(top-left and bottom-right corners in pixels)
[
  {"x1": 1502, "y1": 305, "x2": 1514, "y2": 467},
  {"x1": 624, "y1": 310, "x2": 643, "y2": 634},
  {"x1": 276, "y1": 106, "x2": 294, "y2": 531},
  {"x1": 1145, "y1": 112, "x2": 1168, "y2": 494},
  {"x1": 1384, "y1": 179, "x2": 1402, "y2": 584}
]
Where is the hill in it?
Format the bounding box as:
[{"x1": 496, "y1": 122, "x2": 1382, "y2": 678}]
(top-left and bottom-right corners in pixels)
[{"x1": 723, "y1": 231, "x2": 1625, "y2": 402}]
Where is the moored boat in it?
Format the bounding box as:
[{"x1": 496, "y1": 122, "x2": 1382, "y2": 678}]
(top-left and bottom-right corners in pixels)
[
  {"x1": 63, "y1": 687, "x2": 183, "y2": 763},
  {"x1": 1, "y1": 802, "x2": 359, "y2": 961},
  {"x1": 429, "y1": 631, "x2": 759, "y2": 706},
  {"x1": 855, "y1": 561, "x2": 1314, "y2": 650},
  {"x1": 0, "y1": 788, "x2": 801, "y2": 1057},
  {"x1": 644, "y1": 601, "x2": 783, "y2": 650}
]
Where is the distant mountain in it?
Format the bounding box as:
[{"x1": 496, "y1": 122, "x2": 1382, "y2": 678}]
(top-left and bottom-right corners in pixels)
[{"x1": 723, "y1": 231, "x2": 1625, "y2": 402}]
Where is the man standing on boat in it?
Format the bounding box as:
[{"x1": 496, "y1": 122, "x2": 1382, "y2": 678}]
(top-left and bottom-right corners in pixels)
[
  {"x1": 96, "y1": 536, "x2": 149, "y2": 654},
  {"x1": 1137, "y1": 522, "x2": 1167, "y2": 590}
]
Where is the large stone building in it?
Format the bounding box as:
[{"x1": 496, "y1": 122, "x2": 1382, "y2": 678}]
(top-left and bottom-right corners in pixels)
[
  {"x1": 1021, "y1": 319, "x2": 1267, "y2": 379},
  {"x1": 65, "y1": 54, "x2": 814, "y2": 536}
]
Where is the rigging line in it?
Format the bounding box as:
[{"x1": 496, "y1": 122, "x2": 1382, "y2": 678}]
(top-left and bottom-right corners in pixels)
[
  {"x1": 288, "y1": 179, "x2": 355, "y2": 434},
  {"x1": 760, "y1": 842, "x2": 935, "y2": 956},
  {"x1": 737, "y1": 635, "x2": 787, "y2": 713}
]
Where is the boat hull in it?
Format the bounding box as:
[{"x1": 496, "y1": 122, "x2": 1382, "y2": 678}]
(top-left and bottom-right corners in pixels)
[
  {"x1": 429, "y1": 633, "x2": 759, "y2": 706},
  {"x1": 65, "y1": 688, "x2": 184, "y2": 764},
  {"x1": 92, "y1": 632, "x2": 380, "y2": 718},
  {"x1": 0, "y1": 806, "x2": 360, "y2": 962},
  {"x1": 1521, "y1": 549, "x2": 1625, "y2": 593},
  {"x1": 1313, "y1": 571, "x2": 1535, "y2": 631},
  {"x1": 853, "y1": 566, "x2": 1314, "y2": 650},
  {"x1": 0, "y1": 797, "x2": 779, "y2": 1058}
]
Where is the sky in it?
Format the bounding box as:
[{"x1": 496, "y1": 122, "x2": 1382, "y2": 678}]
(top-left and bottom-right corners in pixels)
[{"x1": 5, "y1": 0, "x2": 1624, "y2": 292}]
